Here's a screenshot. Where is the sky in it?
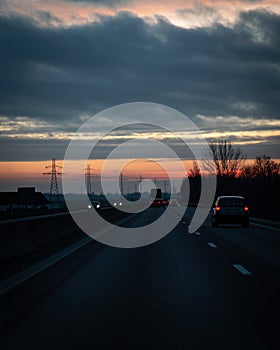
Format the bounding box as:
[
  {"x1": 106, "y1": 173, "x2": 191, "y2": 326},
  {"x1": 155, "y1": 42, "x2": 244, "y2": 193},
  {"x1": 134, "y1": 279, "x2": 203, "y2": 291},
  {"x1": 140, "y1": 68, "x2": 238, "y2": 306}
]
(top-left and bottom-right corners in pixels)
[{"x1": 0, "y1": 0, "x2": 280, "y2": 192}]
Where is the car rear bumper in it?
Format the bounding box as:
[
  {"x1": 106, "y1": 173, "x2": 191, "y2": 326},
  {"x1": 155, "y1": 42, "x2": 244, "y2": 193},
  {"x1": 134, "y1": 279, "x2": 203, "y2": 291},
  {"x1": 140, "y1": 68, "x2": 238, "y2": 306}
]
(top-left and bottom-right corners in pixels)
[{"x1": 213, "y1": 214, "x2": 249, "y2": 223}]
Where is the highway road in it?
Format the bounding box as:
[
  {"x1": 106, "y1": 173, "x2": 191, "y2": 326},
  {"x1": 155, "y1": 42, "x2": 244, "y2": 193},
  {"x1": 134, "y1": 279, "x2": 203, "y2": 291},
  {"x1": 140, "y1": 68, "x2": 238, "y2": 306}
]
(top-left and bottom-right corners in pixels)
[{"x1": 0, "y1": 206, "x2": 280, "y2": 350}]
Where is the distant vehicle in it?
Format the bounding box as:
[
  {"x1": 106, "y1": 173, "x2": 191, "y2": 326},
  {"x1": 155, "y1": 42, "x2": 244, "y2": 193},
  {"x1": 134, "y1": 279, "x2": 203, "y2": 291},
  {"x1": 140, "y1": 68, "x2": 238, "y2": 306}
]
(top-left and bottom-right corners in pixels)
[
  {"x1": 150, "y1": 188, "x2": 166, "y2": 207},
  {"x1": 168, "y1": 199, "x2": 180, "y2": 207},
  {"x1": 151, "y1": 198, "x2": 166, "y2": 207},
  {"x1": 89, "y1": 201, "x2": 101, "y2": 209},
  {"x1": 113, "y1": 202, "x2": 122, "y2": 207},
  {"x1": 212, "y1": 196, "x2": 249, "y2": 228}
]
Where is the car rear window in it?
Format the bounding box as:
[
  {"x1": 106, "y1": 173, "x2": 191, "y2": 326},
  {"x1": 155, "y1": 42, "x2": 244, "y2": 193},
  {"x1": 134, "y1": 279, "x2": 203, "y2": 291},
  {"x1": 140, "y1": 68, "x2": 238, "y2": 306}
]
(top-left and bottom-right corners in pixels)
[{"x1": 218, "y1": 198, "x2": 244, "y2": 207}]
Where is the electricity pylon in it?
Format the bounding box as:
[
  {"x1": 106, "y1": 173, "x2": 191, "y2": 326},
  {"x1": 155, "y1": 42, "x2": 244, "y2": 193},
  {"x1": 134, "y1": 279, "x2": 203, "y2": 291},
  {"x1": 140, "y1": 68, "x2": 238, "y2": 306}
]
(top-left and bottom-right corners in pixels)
[
  {"x1": 85, "y1": 164, "x2": 93, "y2": 197},
  {"x1": 43, "y1": 159, "x2": 63, "y2": 202}
]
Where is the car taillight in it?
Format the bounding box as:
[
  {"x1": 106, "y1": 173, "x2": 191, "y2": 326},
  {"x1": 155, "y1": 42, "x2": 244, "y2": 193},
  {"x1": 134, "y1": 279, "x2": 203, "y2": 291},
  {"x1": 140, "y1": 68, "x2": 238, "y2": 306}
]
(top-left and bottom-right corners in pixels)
[
  {"x1": 244, "y1": 206, "x2": 249, "y2": 211},
  {"x1": 215, "y1": 206, "x2": 221, "y2": 211}
]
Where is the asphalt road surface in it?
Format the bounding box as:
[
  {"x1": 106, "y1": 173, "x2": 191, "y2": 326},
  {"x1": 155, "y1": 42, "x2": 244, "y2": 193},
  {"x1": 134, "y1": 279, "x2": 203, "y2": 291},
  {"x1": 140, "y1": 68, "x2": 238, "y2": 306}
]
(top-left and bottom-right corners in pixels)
[{"x1": 0, "y1": 206, "x2": 280, "y2": 350}]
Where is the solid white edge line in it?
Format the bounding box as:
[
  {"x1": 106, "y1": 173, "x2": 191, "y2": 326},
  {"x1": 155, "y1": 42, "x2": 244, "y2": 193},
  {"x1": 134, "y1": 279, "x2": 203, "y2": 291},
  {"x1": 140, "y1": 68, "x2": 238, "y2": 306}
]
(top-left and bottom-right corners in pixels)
[{"x1": 233, "y1": 264, "x2": 252, "y2": 275}]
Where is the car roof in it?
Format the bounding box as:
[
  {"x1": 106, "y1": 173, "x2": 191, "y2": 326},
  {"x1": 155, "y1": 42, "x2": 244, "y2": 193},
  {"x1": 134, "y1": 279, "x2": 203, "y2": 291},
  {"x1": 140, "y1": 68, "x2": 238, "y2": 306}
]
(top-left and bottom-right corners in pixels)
[{"x1": 217, "y1": 196, "x2": 245, "y2": 200}]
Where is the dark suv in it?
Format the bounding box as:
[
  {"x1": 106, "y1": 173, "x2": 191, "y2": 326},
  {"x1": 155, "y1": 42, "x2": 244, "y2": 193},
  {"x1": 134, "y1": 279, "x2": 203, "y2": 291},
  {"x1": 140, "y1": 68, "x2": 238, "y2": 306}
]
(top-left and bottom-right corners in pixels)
[{"x1": 212, "y1": 196, "x2": 249, "y2": 228}]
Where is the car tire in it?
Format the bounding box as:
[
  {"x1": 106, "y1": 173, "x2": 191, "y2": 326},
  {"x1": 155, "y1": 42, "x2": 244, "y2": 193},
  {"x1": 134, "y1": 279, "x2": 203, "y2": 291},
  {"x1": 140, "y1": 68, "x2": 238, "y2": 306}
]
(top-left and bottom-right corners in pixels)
[{"x1": 212, "y1": 218, "x2": 219, "y2": 228}]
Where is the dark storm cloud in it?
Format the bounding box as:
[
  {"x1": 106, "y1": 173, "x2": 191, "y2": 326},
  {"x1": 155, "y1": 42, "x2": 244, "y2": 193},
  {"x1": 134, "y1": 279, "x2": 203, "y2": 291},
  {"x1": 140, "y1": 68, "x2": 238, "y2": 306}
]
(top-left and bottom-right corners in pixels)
[
  {"x1": 0, "y1": 10, "x2": 280, "y2": 124},
  {"x1": 0, "y1": 9, "x2": 280, "y2": 161},
  {"x1": 0, "y1": 133, "x2": 206, "y2": 161},
  {"x1": 0, "y1": 138, "x2": 69, "y2": 161}
]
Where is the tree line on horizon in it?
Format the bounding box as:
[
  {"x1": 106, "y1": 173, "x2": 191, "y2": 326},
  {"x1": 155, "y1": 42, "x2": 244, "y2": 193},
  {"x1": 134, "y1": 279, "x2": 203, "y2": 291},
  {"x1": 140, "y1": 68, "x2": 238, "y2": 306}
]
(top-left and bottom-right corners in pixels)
[{"x1": 181, "y1": 139, "x2": 280, "y2": 220}]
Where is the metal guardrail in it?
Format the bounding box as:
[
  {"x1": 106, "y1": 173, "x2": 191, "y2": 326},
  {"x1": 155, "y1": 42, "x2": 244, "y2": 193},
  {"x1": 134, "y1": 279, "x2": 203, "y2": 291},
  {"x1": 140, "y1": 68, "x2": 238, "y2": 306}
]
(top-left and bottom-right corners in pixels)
[{"x1": 250, "y1": 217, "x2": 280, "y2": 232}]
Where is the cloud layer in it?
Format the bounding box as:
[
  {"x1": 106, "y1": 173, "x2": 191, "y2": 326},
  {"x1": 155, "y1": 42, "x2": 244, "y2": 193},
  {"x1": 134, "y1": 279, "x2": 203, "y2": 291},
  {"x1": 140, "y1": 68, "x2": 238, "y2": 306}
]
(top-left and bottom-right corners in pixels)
[{"x1": 0, "y1": 9, "x2": 279, "y2": 160}]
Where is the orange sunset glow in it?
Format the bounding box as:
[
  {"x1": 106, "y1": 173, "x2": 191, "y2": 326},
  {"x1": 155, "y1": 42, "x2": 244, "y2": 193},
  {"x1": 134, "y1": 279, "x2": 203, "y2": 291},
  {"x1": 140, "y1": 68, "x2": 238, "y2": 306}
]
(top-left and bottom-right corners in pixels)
[
  {"x1": 1, "y1": 157, "x2": 271, "y2": 193},
  {"x1": 0, "y1": 158, "x2": 194, "y2": 191}
]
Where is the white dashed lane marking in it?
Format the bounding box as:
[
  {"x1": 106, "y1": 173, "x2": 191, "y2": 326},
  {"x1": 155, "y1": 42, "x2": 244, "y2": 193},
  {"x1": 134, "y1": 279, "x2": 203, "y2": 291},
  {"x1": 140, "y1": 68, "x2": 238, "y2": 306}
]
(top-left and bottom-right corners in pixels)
[
  {"x1": 233, "y1": 264, "x2": 252, "y2": 275},
  {"x1": 208, "y1": 242, "x2": 217, "y2": 248},
  {"x1": 195, "y1": 231, "x2": 202, "y2": 236}
]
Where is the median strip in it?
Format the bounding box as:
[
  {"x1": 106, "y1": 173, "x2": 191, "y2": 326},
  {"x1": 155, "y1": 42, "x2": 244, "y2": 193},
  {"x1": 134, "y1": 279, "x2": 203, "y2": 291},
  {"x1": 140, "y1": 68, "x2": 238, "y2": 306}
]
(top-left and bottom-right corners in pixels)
[
  {"x1": 0, "y1": 209, "x2": 87, "y2": 225},
  {"x1": 0, "y1": 236, "x2": 92, "y2": 296},
  {"x1": 0, "y1": 211, "x2": 137, "y2": 296}
]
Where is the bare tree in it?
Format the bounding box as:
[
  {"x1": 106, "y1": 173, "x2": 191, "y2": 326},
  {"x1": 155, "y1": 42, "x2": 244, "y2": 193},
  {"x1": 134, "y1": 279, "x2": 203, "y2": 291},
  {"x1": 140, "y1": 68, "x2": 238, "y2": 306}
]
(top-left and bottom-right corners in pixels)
[
  {"x1": 181, "y1": 161, "x2": 202, "y2": 205},
  {"x1": 253, "y1": 155, "x2": 280, "y2": 176},
  {"x1": 187, "y1": 161, "x2": 201, "y2": 178},
  {"x1": 209, "y1": 139, "x2": 246, "y2": 177},
  {"x1": 252, "y1": 155, "x2": 280, "y2": 183},
  {"x1": 240, "y1": 165, "x2": 254, "y2": 180}
]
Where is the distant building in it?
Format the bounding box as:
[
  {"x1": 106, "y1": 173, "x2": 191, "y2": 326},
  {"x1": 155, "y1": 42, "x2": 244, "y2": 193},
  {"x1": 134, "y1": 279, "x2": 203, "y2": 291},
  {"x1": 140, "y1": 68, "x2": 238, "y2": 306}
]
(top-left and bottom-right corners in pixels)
[{"x1": 0, "y1": 187, "x2": 49, "y2": 211}]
